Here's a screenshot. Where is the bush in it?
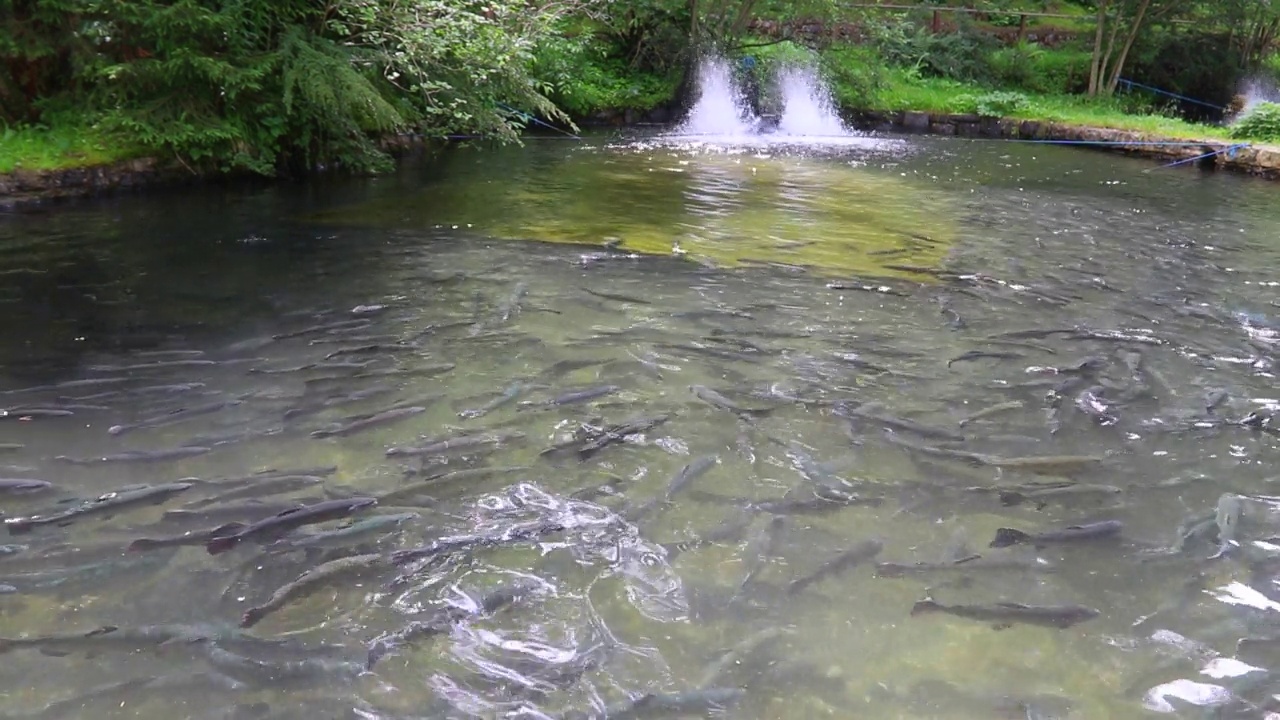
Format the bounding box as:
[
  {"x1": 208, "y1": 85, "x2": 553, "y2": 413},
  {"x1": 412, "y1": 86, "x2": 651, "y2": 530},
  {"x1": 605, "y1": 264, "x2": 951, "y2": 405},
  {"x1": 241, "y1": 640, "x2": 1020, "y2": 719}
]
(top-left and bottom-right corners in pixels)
[
  {"x1": 1231, "y1": 101, "x2": 1280, "y2": 142},
  {"x1": 974, "y1": 90, "x2": 1030, "y2": 116},
  {"x1": 821, "y1": 45, "x2": 887, "y2": 108},
  {"x1": 987, "y1": 43, "x2": 1090, "y2": 95},
  {"x1": 533, "y1": 37, "x2": 678, "y2": 116},
  {"x1": 866, "y1": 15, "x2": 998, "y2": 83}
]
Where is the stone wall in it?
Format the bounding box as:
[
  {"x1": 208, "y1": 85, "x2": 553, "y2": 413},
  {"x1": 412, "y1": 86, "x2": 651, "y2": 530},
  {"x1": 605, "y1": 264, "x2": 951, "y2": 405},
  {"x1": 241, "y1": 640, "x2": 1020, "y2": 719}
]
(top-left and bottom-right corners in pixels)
[
  {"x1": 846, "y1": 109, "x2": 1280, "y2": 179},
  {"x1": 0, "y1": 157, "x2": 191, "y2": 208}
]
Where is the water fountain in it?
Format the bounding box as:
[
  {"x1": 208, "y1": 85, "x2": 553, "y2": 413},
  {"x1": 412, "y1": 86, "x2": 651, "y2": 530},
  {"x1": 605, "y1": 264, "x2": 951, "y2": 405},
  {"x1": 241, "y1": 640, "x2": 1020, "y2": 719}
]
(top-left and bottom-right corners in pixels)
[
  {"x1": 776, "y1": 64, "x2": 850, "y2": 137},
  {"x1": 672, "y1": 55, "x2": 863, "y2": 145}
]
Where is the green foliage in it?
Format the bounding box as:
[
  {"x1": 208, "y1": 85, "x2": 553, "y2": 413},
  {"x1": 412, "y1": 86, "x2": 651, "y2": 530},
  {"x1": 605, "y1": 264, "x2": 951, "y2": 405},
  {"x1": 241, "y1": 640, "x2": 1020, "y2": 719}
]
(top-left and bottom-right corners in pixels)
[
  {"x1": 865, "y1": 15, "x2": 998, "y2": 83},
  {"x1": 821, "y1": 45, "x2": 888, "y2": 108},
  {"x1": 533, "y1": 35, "x2": 678, "y2": 115},
  {"x1": 973, "y1": 90, "x2": 1030, "y2": 116},
  {"x1": 1231, "y1": 102, "x2": 1280, "y2": 142},
  {"x1": 0, "y1": 121, "x2": 140, "y2": 173},
  {"x1": 987, "y1": 43, "x2": 1090, "y2": 95}
]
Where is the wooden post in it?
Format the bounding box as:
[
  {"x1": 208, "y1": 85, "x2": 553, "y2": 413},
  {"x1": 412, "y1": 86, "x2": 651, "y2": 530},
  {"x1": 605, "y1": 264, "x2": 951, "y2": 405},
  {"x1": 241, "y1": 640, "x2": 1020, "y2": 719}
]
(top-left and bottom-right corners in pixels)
[
  {"x1": 932, "y1": 9, "x2": 941, "y2": 33},
  {"x1": 1016, "y1": 13, "x2": 1027, "y2": 42}
]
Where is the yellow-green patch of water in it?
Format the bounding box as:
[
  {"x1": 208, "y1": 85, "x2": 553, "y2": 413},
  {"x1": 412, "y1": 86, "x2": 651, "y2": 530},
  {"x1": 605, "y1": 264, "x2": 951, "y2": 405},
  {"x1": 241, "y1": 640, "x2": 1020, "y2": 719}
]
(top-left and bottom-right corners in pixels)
[{"x1": 307, "y1": 141, "x2": 957, "y2": 279}]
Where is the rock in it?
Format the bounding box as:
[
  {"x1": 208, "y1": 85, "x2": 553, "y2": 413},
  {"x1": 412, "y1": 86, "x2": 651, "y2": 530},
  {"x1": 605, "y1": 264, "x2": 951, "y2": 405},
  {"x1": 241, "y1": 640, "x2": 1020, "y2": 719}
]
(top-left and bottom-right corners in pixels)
[
  {"x1": 902, "y1": 111, "x2": 930, "y2": 132},
  {"x1": 930, "y1": 122, "x2": 955, "y2": 136}
]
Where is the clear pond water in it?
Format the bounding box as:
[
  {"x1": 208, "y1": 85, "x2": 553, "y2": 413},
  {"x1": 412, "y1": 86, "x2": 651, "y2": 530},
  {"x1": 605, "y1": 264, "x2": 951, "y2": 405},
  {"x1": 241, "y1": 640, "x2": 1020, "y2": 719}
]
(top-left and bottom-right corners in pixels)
[{"x1": 0, "y1": 132, "x2": 1279, "y2": 719}]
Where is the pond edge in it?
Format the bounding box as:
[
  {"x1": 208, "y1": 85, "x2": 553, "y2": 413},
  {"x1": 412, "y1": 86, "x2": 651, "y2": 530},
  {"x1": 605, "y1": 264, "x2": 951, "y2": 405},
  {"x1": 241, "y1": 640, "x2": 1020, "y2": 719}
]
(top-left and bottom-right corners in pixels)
[{"x1": 3, "y1": 117, "x2": 1279, "y2": 207}]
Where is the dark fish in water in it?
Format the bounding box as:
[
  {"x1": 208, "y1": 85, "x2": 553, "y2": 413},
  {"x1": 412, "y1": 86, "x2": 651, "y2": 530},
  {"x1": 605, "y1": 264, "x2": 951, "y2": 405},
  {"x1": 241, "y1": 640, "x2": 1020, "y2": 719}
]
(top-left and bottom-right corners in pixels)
[
  {"x1": 241, "y1": 552, "x2": 389, "y2": 628},
  {"x1": 386, "y1": 431, "x2": 525, "y2": 458},
  {"x1": 787, "y1": 538, "x2": 883, "y2": 595},
  {"x1": 546, "y1": 384, "x2": 621, "y2": 406},
  {"x1": 957, "y1": 400, "x2": 1024, "y2": 427},
  {"x1": 690, "y1": 384, "x2": 772, "y2": 416},
  {"x1": 989, "y1": 520, "x2": 1123, "y2": 548},
  {"x1": 1074, "y1": 385, "x2": 1117, "y2": 426},
  {"x1": 283, "y1": 385, "x2": 397, "y2": 420},
  {"x1": 1205, "y1": 389, "x2": 1231, "y2": 415},
  {"x1": 366, "y1": 581, "x2": 535, "y2": 669},
  {"x1": 458, "y1": 382, "x2": 528, "y2": 419},
  {"x1": 876, "y1": 554, "x2": 1056, "y2": 578},
  {"x1": 55, "y1": 446, "x2": 212, "y2": 465},
  {"x1": 978, "y1": 481, "x2": 1123, "y2": 508},
  {"x1": 323, "y1": 342, "x2": 420, "y2": 359},
  {"x1": 161, "y1": 499, "x2": 314, "y2": 526},
  {"x1": 947, "y1": 350, "x2": 1024, "y2": 368},
  {"x1": 0, "y1": 478, "x2": 52, "y2": 494},
  {"x1": 376, "y1": 467, "x2": 528, "y2": 504},
  {"x1": 310, "y1": 406, "x2": 426, "y2": 438},
  {"x1": 837, "y1": 401, "x2": 965, "y2": 442},
  {"x1": 391, "y1": 520, "x2": 565, "y2": 568},
  {"x1": 0, "y1": 443, "x2": 23, "y2": 452},
  {"x1": 128, "y1": 524, "x2": 249, "y2": 552},
  {"x1": 0, "y1": 622, "x2": 312, "y2": 656},
  {"x1": 265, "y1": 512, "x2": 419, "y2": 551},
  {"x1": 575, "y1": 414, "x2": 671, "y2": 459},
  {"x1": 910, "y1": 597, "x2": 1100, "y2": 629},
  {"x1": 272, "y1": 318, "x2": 372, "y2": 340},
  {"x1": 205, "y1": 497, "x2": 378, "y2": 554},
  {"x1": 197, "y1": 643, "x2": 363, "y2": 687},
  {"x1": 108, "y1": 399, "x2": 242, "y2": 436},
  {"x1": 582, "y1": 287, "x2": 652, "y2": 305},
  {"x1": 182, "y1": 475, "x2": 327, "y2": 508},
  {"x1": 562, "y1": 687, "x2": 746, "y2": 720},
  {"x1": 6, "y1": 482, "x2": 195, "y2": 535},
  {"x1": 0, "y1": 407, "x2": 74, "y2": 419},
  {"x1": 626, "y1": 455, "x2": 720, "y2": 521},
  {"x1": 497, "y1": 280, "x2": 529, "y2": 322}
]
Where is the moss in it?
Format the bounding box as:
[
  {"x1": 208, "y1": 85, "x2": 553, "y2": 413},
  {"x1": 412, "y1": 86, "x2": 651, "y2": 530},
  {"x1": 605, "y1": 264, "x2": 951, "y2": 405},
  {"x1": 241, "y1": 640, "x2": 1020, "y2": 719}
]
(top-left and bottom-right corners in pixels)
[{"x1": 0, "y1": 123, "x2": 144, "y2": 174}]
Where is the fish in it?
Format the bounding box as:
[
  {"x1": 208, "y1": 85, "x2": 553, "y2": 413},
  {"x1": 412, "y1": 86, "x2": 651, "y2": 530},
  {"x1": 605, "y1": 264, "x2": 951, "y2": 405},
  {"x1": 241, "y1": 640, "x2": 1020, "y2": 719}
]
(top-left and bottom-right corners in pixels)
[
  {"x1": 837, "y1": 401, "x2": 965, "y2": 442},
  {"x1": 542, "y1": 384, "x2": 621, "y2": 406},
  {"x1": 738, "y1": 516, "x2": 788, "y2": 591},
  {"x1": 690, "y1": 384, "x2": 772, "y2": 416},
  {"x1": 1074, "y1": 385, "x2": 1117, "y2": 426},
  {"x1": 265, "y1": 512, "x2": 419, "y2": 551},
  {"x1": 376, "y1": 466, "x2": 528, "y2": 504},
  {"x1": 1209, "y1": 494, "x2": 1242, "y2": 559},
  {"x1": 497, "y1": 281, "x2": 529, "y2": 322},
  {"x1": 980, "y1": 454, "x2": 1105, "y2": 475},
  {"x1": 910, "y1": 597, "x2": 1100, "y2": 629},
  {"x1": 366, "y1": 581, "x2": 536, "y2": 669},
  {"x1": 6, "y1": 482, "x2": 195, "y2": 535},
  {"x1": 0, "y1": 478, "x2": 53, "y2": 494},
  {"x1": 54, "y1": 446, "x2": 212, "y2": 464},
  {"x1": 0, "y1": 407, "x2": 75, "y2": 419},
  {"x1": 197, "y1": 643, "x2": 363, "y2": 687},
  {"x1": 966, "y1": 481, "x2": 1123, "y2": 508},
  {"x1": 272, "y1": 318, "x2": 372, "y2": 340},
  {"x1": 957, "y1": 400, "x2": 1024, "y2": 427},
  {"x1": 282, "y1": 385, "x2": 397, "y2": 420},
  {"x1": 0, "y1": 443, "x2": 23, "y2": 452},
  {"x1": 205, "y1": 497, "x2": 378, "y2": 554},
  {"x1": 310, "y1": 405, "x2": 426, "y2": 438},
  {"x1": 241, "y1": 552, "x2": 389, "y2": 627},
  {"x1": 458, "y1": 382, "x2": 528, "y2": 419},
  {"x1": 947, "y1": 350, "x2": 1024, "y2": 368},
  {"x1": 989, "y1": 520, "x2": 1123, "y2": 549},
  {"x1": 386, "y1": 431, "x2": 525, "y2": 458},
  {"x1": 582, "y1": 288, "x2": 652, "y2": 305},
  {"x1": 875, "y1": 553, "x2": 1056, "y2": 578},
  {"x1": 0, "y1": 623, "x2": 304, "y2": 656},
  {"x1": 323, "y1": 342, "x2": 420, "y2": 359},
  {"x1": 160, "y1": 499, "x2": 313, "y2": 526},
  {"x1": 107, "y1": 399, "x2": 242, "y2": 436},
  {"x1": 181, "y1": 474, "x2": 328, "y2": 508},
  {"x1": 575, "y1": 414, "x2": 671, "y2": 459},
  {"x1": 128, "y1": 524, "x2": 249, "y2": 552},
  {"x1": 625, "y1": 456, "x2": 719, "y2": 523},
  {"x1": 787, "y1": 538, "x2": 883, "y2": 595}
]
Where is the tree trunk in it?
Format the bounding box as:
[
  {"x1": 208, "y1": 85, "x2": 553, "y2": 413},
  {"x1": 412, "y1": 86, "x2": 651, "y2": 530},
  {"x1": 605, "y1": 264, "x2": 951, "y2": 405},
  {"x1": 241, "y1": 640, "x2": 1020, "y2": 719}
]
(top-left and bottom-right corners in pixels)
[
  {"x1": 1088, "y1": 0, "x2": 1109, "y2": 96},
  {"x1": 1105, "y1": 0, "x2": 1152, "y2": 94},
  {"x1": 1095, "y1": 5, "x2": 1123, "y2": 96}
]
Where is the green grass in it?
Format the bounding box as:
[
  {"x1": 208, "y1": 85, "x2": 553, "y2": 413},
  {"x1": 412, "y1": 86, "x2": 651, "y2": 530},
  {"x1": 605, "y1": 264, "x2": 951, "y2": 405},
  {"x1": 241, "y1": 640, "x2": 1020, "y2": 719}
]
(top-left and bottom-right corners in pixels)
[
  {"x1": 0, "y1": 123, "x2": 143, "y2": 174},
  {"x1": 865, "y1": 71, "x2": 1237, "y2": 141}
]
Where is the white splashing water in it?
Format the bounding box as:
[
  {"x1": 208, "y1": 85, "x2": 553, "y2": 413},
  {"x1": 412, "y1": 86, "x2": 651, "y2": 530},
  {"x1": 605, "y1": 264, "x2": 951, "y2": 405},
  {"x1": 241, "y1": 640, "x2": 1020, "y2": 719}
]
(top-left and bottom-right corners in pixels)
[
  {"x1": 1235, "y1": 76, "x2": 1280, "y2": 119},
  {"x1": 678, "y1": 56, "x2": 756, "y2": 137},
  {"x1": 776, "y1": 64, "x2": 849, "y2": 137}
]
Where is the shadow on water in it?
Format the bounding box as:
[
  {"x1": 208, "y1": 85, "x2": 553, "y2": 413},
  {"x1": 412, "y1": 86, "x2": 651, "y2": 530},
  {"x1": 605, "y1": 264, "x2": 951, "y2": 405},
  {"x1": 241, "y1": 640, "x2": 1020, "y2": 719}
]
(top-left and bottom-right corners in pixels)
[{"x1": 0, "y1": 133, "x2": 1276, "y2": 719}]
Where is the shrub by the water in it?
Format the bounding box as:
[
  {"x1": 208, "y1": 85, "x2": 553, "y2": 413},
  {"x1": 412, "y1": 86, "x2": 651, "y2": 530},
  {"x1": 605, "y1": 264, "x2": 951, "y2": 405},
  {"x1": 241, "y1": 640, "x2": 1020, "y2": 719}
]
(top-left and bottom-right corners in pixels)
[{"x1": 1231, "y1": 102, "x2": 1280, "y2": 142}]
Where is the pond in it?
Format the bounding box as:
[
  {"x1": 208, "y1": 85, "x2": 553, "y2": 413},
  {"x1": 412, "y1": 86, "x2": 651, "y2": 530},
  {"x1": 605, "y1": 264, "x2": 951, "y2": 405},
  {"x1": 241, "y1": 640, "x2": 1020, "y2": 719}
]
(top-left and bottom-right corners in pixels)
[{"x1": 0, "y1": 129, "x2": 1278, "y2": 719}]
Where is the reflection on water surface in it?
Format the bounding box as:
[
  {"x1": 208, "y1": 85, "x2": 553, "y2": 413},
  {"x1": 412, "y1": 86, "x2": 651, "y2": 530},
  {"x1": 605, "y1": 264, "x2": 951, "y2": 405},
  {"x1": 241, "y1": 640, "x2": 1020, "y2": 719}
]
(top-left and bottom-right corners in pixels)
[{"x1": 0, "y1": 133, "x2": 1277, "y2": 719}]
